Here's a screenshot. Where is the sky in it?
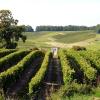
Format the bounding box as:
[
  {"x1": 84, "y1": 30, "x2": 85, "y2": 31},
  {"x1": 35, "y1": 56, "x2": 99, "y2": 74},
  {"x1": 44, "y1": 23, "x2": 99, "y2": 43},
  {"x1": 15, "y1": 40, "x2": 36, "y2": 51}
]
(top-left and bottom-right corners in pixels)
[{"x1": 0, "y1": 0, "x2": 100, "y2": 29}]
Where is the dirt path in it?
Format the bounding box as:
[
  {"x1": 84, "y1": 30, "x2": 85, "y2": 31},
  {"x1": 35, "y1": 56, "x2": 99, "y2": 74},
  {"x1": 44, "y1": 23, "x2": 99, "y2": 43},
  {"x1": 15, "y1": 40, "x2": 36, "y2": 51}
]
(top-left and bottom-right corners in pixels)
[
  {"x1": 44, "y1": 58, "x2": 53, "y2": 83},
  {"x1": 54, "y1": 58, "x2": 63, "y2": 85},
  {"x1": 36, "y1": 48, "x2": 63, "y2": 100},
  {"x1": 6, "y1": 57, "x2": 43, "y2": 98}
]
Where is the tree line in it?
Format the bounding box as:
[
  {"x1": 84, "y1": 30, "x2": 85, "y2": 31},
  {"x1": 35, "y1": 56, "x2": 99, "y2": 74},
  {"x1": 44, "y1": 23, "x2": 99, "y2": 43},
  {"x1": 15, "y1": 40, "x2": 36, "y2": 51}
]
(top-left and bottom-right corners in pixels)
[{"x1": 35, "y1": 25, "x2": 95, "y2": 31}]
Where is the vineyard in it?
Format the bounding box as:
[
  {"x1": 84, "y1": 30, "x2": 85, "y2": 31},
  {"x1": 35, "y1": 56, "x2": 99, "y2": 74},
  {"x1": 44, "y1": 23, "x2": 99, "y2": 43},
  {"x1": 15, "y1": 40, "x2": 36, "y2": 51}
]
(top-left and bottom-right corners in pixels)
[{"x1": 0, "y1": 49, "x2": 100, "y2": 100}]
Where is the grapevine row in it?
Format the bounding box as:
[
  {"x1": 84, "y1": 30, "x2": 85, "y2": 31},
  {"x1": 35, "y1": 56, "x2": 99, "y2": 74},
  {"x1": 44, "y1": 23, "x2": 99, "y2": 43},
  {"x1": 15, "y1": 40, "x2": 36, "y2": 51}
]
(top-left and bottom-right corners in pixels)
[
  {"x1": 79, "y1": 50, "x2": 100, "y2": 71},
  {"x1": 28, "y1": 50, "x2": 52, "y2": 95},
  {"x1": 0, "y1": 50, "x2": 30, "y2": 72},
  {"x1": 58, "y1": 49, "x2": 75, "y2": 84},
  {"x1": 66, "y1": 50, "x2": 97, "y2": 81},
  {"x1": 0, "y1": 50, "x2": 44, "y2": 94}
]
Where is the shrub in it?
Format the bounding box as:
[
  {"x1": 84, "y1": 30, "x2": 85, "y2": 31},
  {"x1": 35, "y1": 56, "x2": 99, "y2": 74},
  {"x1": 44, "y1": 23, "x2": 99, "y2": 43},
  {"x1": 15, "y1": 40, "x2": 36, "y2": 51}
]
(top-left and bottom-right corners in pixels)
[{"x1": 72, "y1": 46, "x2": 86, "y2": 51}]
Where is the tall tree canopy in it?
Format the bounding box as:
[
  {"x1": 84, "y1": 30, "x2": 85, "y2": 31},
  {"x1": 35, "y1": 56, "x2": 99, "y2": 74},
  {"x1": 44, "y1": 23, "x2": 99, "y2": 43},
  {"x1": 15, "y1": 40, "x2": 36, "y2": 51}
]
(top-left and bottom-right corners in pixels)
[{"x1": 0, "y1": 10, "x2": 26, "y2": 49}]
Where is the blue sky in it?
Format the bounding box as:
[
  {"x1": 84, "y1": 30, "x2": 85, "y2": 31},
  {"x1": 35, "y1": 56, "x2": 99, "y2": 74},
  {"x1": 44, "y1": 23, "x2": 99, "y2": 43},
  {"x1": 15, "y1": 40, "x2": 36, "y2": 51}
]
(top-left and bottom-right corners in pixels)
[{"x1": 0, "y1": 0, "x2": 100, "y2": 28}]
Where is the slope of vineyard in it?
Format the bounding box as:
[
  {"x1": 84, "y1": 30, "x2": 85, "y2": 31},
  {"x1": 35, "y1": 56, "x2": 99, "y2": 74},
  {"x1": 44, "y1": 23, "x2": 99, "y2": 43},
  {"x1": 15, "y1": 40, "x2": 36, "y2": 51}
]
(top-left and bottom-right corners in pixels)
[
  {"x1": 0, "y1": 49, "x2": 99, "y2": 99},
  {"x1": 52, "y1": 49, "x2": 100, "y2": 99},
  {"x1": 0, "y1": 50, "x2": 30, "y2": 73}
]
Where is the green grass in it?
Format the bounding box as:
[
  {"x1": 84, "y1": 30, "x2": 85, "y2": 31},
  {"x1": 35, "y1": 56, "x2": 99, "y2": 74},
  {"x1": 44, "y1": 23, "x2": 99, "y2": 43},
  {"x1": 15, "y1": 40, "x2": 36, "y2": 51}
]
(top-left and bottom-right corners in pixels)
[
  {"x1": 17, "y1": 31, "x2": 96, "y2": 49},
  {"x1": 94, "y1": 87, "x2": 100, "y2": 97},
  {"x1": 51, "y1": 86, "x2": 100, "y2": 100},
  {"x1": 62, "y1": 94, "x2": 94, "y2": 100},
  {"x1": 52, "y1": 31, "x2": 96, "y2": 43}
]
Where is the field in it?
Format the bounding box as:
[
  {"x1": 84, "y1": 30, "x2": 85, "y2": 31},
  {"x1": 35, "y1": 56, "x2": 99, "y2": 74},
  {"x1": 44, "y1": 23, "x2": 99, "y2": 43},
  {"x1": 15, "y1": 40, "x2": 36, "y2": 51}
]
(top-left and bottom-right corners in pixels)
[
  {"x1": 0, "y1": 31, "x2": 100, "y2": 100},
  {"x1": 17, "y1": 30, "x2": 98, "y2": 49},
  {"x1": 0, "y1": 48, "x2": 100, "y2": 100}
]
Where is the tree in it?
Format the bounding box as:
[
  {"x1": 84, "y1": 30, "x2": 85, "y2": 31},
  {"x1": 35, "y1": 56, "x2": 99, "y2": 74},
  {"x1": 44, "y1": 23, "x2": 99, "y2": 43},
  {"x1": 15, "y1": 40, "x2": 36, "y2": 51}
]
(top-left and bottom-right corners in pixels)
[
  {"x1": 96, "y1": 24, "x2": 100, "y2": 33},
  {"x1": 0, "y1": 10, "x2": 26, "y2": 49},
  {"x1": 25, "y1": 25, "x2": 34, "y2": 32}
]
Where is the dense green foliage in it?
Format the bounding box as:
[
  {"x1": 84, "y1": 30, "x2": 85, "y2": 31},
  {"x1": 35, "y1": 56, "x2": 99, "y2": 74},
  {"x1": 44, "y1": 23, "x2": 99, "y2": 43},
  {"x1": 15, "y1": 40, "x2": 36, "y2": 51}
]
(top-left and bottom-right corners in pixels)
[
  {"x1": 79, "y1": 50, "x2": 100, "y2": 72},
  {"x1": 66, "y1": 50, "x2": 97, "y2": 81},
  {"x1": 0, "y1": 50, "x2": 29, "y2": 72},
  {"x1": 52, "y1": 49, "x2": 99, "y2": 99},
  {"x1": 29, "y1": 50, "x2": 52, "y2": 95},
  {"x1": 51, "y1": 81, "x2": 95, "y2": 100},
  {"x1": 0, "y1": 50, "x2": 44, "y2": 93},
  {"x1": 0, "y1": 48, "x2": 99, "y2": 99},
  {"x1": 0, "y1": 10, "x2": 26, "y2": 49}
]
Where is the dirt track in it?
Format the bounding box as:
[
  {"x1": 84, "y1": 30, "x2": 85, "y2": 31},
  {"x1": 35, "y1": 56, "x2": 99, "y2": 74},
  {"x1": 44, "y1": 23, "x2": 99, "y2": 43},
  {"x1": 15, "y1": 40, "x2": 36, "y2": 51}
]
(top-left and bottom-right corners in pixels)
[{"x1": 36, "y1": 49, "x2": 63, "y2": 100}]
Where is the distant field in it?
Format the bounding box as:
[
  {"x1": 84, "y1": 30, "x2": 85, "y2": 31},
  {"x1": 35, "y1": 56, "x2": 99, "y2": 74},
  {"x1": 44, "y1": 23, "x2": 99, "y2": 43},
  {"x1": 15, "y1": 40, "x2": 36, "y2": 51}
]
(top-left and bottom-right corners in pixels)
[
  {"x1": 17, "y1": 30, "x2": 96, "y2": 49},
  {"x1": 52, "y1": 31, "x2": 95, "y2": 43}
]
